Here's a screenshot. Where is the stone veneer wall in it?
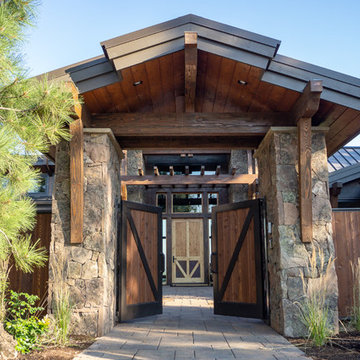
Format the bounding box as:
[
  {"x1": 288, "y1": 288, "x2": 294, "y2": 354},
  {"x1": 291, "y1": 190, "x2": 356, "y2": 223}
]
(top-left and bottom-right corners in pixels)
[
  {"x1": 229, "y1": 150, "x2": 249, "y2": 202},
  {"x1": 124, "y1": 150, "x2": 145, "y2": 202},
  {"x1": 254, "y1": 128, "x2": 338, "y2": 337},
  {"x1": 49, "y1": 130, "x2": 121, "y2": 337}
]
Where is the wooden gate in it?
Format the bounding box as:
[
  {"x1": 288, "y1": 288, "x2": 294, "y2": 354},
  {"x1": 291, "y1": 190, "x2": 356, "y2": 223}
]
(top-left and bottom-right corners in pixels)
[
  {"x1": 211, "y1": 199, "x2": 265, "y2": 318},
  {"x1": 172, "y1": 218, "x2": 204, "y2": 284},
  {"x1": 119, "y1": 201, "x2": 163, "y2": 321}
]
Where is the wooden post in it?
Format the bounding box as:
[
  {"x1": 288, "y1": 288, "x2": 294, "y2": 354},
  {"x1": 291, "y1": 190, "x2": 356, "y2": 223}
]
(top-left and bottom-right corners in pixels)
[
  {"x1": 70, "y1": 118, "x2": 84, "y2": 244},
  {"x1": 289, "y1": 80, "x2": 323, "y2": 243},
  {"x1": 184, "y1": 32, "x2": 197, "y2": 112},
  {"x1": 68, "y1": 82, "x2": 93, "y2": 244},
  {"x1": 298, "y1": 117, "x2": 312, "y2": 243}
]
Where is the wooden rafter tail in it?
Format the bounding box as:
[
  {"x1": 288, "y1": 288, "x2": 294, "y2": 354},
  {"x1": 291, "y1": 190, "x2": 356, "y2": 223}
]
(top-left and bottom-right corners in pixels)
[{"x1": 184, "y1": 31, "x2": 198, "y2": 112}]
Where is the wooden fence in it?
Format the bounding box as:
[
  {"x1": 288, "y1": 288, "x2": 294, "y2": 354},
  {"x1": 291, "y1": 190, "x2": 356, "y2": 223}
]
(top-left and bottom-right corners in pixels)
[
  {"x1": 8, "y1": 212, "x2": 52, "y2": 308},
  {"x1": 332, "y1": 209, "x2": 360, "y2": 317}
]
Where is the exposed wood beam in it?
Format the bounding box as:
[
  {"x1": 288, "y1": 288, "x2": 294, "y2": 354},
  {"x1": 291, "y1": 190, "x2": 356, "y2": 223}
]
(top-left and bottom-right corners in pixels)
[
  {"x1": 69, "y1": 118, "x2": 84, "y2": 244},
  {"x1": 184, "y1": 32, "x2": 198, "y2": 112},
  {"x1": 116, "y1": 136, "x2": 263, "y2": 149},
  {"x1": 92, "y1": 112, "x2": 289, "y2": 137},
  {"x1": 120, "y1": 174, "x2": 257, "y2": 185},
  {"x1": 143, "y1": 149, "x2": 231, "y2": 155},
  {"x1": 288, "y1": 80, "x2": 323, "y2": 124},
  {"x1": 291, "y1": 81, "x2": 323, "y2": 243}
]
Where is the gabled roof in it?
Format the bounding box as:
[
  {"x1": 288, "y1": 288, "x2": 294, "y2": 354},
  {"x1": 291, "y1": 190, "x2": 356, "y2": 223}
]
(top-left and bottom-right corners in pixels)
[
  {"x1": 40, "y1": 14, "x2": 360, "y2": 153},
  {"x1": 45, "y1": 13, "x2": 360, "y2": 110}
]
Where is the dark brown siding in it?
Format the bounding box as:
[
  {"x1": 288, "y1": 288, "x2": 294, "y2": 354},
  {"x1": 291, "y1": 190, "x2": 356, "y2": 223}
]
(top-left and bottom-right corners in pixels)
[{"x1": 8, "y1": 212, "x2": 51, "y2": 307}]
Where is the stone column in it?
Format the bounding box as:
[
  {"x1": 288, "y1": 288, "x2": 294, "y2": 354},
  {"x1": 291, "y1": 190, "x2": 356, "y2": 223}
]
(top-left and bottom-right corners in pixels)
[
  {"x1": 254, "y1": 127, "x2": 338, "y2": 337},
  {"x1": 229, "y1": 150, "x2": 249, "y2": 202},
  {"x1": 122, "y1": 150, "x2": 145, "y2": 202},
  {"x1": 49, "y1": 129, "x2": 121, "y2": 337}
]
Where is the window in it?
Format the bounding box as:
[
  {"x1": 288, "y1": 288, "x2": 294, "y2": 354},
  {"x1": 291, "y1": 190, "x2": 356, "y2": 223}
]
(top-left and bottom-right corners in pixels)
[
  {"x1": 208, "y1": 193, "x2": 218, "y2": 213},
  {"x1": 28, "y1": 174, "x2": 48, "y2": 195},
  {"x1": 172, "y1": 193, "x2": 202, "y2": 213},
  {"x1": 156, "y1": 193, "x2": 167, "y2": 213}
]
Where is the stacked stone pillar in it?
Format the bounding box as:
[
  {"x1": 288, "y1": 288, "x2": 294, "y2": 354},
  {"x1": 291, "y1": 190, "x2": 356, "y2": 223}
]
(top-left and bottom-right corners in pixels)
[
  {"x1": 254, "y1": 127, "x2": 338, "y2": 337},
  {"x1": 49, "y1": 129, "x2": 121, "y2": 337}
]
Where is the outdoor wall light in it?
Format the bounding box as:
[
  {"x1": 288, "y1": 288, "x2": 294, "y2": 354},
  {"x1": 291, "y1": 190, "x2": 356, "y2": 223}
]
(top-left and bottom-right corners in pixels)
[
  {"x1": 133, "y1": 80, "x2": 143, "y2": 86},
  {"x1": 238, "y1": 80, "x2": 248, "y2": 85}
]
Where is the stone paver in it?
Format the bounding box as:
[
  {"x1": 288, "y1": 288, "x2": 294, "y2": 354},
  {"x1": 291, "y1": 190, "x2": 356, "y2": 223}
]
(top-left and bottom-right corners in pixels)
[{"x1": 74, "y1": 287, "x2": 309, "y2": 360}]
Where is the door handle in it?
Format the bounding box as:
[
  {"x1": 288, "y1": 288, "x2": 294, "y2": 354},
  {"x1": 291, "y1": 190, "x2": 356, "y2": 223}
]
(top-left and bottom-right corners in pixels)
[
  {"x1": 210, "y1": 252, "x2": 217, "y2": 274},
  {"x1": 172, "y1": 255, "x2": 176, "y2": 263}
]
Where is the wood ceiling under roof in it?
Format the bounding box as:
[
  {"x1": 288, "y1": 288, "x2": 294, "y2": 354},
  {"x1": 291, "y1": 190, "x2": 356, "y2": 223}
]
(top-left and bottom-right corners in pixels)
[
  {"x1": 44, "y1": 14, "x2": 360, "y2": 155},
  {"x1": 83, "y1": 51, "x2": 301, "y2": 114}
]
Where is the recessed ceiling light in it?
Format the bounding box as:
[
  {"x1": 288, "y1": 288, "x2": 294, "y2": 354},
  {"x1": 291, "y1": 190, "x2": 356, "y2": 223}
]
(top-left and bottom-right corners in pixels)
[
  {"x1": 238, "y1": 80, "x2": 247, "y2": 85},
  {"x1": 133, "y1": 80, "x2": 143, "y2": 86}
]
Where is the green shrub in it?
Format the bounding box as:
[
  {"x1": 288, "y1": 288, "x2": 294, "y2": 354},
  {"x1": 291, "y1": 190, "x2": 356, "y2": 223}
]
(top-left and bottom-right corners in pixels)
[{"x1": 5, "y1": 291, "x2": 49, "y2": 353}]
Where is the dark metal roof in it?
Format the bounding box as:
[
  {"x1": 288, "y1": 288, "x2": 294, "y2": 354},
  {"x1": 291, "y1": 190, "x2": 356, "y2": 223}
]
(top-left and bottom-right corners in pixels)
[{"x1": 328, "y1": 147, "x2": 360, "y2": 172}]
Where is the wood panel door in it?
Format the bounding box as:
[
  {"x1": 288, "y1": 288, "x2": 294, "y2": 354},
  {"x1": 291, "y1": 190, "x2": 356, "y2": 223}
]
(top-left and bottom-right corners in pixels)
[
  {"x1": 211, "y1": 199, "x2": 265, "y2": 318},
  {"x1": 172, "y1": 219, "x2": 204, "y2": 284},
  {"x1": 119, "y1": 201, "x2": 163, "y2": 321}
]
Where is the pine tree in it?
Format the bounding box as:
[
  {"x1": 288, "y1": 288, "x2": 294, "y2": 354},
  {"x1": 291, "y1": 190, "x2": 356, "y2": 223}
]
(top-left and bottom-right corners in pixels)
[{"x1": 0, "y1": 0, "x2": 78, "y2": 321}]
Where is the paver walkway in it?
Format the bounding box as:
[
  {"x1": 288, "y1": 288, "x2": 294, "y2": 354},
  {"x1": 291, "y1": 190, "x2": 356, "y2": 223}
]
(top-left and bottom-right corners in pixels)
[{"x1": 74, "y1": 286, "x2": 309, "y2": 360}]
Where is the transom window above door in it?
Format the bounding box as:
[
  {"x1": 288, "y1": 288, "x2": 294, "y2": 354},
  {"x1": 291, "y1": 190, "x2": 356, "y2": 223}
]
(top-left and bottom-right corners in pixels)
[{"x1": 172, "y1": 193, "x2": 202, "y2": 213}]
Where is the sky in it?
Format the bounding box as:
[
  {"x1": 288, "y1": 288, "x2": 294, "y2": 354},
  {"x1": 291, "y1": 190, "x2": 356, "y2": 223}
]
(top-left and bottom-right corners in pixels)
[{"x1": 22, "y1": 0, "x2": 360, "y2": 144}]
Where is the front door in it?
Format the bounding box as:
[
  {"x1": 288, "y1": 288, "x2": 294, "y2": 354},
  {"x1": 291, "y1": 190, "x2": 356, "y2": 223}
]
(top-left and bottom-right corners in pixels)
[
  {"x1": 211, "y1": 199, "x2": 265, "y2": 318},
  {"x1": 119, "y1": 201, "x2": 163, "y2": 321},
  {"x1": 172, "y1": 218, "x2": 204, "y2": 284}
]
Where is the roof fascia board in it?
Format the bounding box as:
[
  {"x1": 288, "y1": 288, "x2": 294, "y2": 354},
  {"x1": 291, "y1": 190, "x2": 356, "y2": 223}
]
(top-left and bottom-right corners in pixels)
[
  {"x1": 262, "y1": 71, "x2": 360, "y2": 111},
  {"x1": 198, "y1": 38, "x2": 269, "y2": 69},
  {"x1": 275, "y1": 54, "x2": 360, "y2": 87},
  {"x1": 75, "y1": 72, "x2": 120, "y2": 94},
  {"x1": 105, "y1": 23, "x2": 277, "y2": 61},
  {"x1": 101, "y1": 14, "x2": 280, "y2": 50},
  {"x1": 112, "y1": 38, "x2": 184, "y2": 70},
  {"x1": 329, "y1": 162, "x2": 360, "y2": 184},
  {"x1": 268, "y1": 58, "x2": 360, "y2": 98}
]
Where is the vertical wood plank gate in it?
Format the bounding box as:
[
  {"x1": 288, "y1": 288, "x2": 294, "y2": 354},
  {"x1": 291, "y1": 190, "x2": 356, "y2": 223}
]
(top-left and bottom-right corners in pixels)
[
  {"x1": 211, "y1": 199, "x2": 266, "y2": 318},
  {"x1": 119, "y1": 201, "x2": 163, "y2": 321}
]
